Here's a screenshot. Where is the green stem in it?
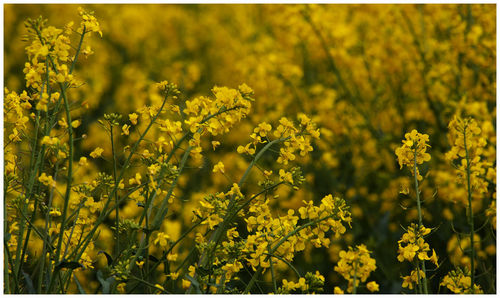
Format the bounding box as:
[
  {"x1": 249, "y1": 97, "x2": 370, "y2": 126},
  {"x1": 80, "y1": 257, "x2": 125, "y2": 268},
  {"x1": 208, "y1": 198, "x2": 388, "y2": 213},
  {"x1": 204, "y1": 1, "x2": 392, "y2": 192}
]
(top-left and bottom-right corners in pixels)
[
  {"x1": 110, "y1": 124, "x2": 120, "y2": 257},
  {"x1": 14, "y1": 100, "x2": 43, "y2": 287},
  {"x1": 413, "y1": 147, "x2": 428, "y2": 294},
  {"x1": 263, "y1": 252, "x2": 301, "y2": 278},
  {"x1": 415, "y1": 261, "x2": 423, "y2": 294},
  {"x1": 188, "y1": 138, "x2": 287, "y2": 293},
  {"x1": 49, "y1": 81, "x2": 74, "y2": 293},
  {"x1": 463, "y1": 126, "x2": 475, "y2": 287},
  {"x1": 4, "y1": 238, "x2": 19, "y2": 293},
  {"x1": 143, "y1": 217, "x2": 205, "y2": 281},
  {"x1": 352, "y1": 259, "x2": 357, "y2": 294},
  {"x1": 269, "y1": 241, "x2": 277, "y2": 294},
  {"x1": 69, "y1": 29, "x2": 86, "y2": 74},
  {"x1": 244, "y1": 214, "x2": 335, "y2": 293},
  {"x1": 71, "y1": 90, "x2": 171, "y2": 263},
  {"x1": 4, "y1": 176, "x2": 11, "y2": 293},
  {"x1": 127, "y1": 145, "x2": 193, "y2": 276},
  {"x1": 4, "y1": 252, "x2": 11, "y2": 293},
  {"x1": 39, "y1": 162, "x2": 60, "y2": 293},
  {"x1": 200, "y1": 138, "x2": 288, "y2": 268},
  {"x1": 128, "y1": 276, "x2": 171, "y2": 294}
]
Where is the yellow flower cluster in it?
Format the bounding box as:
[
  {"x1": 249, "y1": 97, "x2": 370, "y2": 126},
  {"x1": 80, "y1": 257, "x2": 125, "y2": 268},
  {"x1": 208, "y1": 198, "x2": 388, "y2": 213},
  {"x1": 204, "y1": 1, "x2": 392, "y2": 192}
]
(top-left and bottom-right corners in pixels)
[
  {"x1": 334, "y1": 244, "x2": 377, "y2": 293},
  {"x1": 77, "y1": 7, "x2": 102, "y2": 37},
  {"x1": 25, "y1": 24, "x2": 71, "y2": 65},
  {"x1": 446, "y1": 116, "x2": 491, "y2": 195},
  {"x1": 185, "y1": 85, "x2": 253, "y2": 161},
  {"x1": 395, "y1": 129, "x2": 431, "y2": 180},
  {"x1": 238, "y1": 115, "x2": 320, "y2": 165},
  {"x1": 245, "y1": 195, "x2": 351, "y2": 269},
  {"x1": 194, "y1": 192, "x2": 231, "y2": 230},
  {"x1": 397, "y1": 224, "x2": 438, "y2": 266},
  {"x1": 440, "y1": 267, "x2": 483, "y2": 294},
  {"x1": 279, "y1": 271, "x2": 325, "y2": 294},
  {"x1": 401, "y1": 268, "x2": 426, "y2": 290}
]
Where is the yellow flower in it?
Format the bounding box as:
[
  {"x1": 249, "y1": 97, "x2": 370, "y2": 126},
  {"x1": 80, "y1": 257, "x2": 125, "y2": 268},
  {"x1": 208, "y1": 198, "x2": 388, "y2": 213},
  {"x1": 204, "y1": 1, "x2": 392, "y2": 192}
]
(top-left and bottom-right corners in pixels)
[
  {"x1": 38, "y1": 173, "x2": 55, "y2": 187},
  {"x1": 117, "y1": 283, "x2": 126, "y2": 294},
  {"x1": 238, "y1": 83, "x2": 254, "y2": 96},
  {"x1": 129, "y1": 173, "x2": 142, "y2": 185},
  {"x1": 121, "y1": 124, "x2": 130, "y2": 136},
  {"x1": 90, "y1": 147, "x2": 104, "y2": 158},
  {"x1": 129, "y1": 113, "x2": 138, "y2": 125},
  {"x1": 9, "y1": 128, "x2": 21, "y2": 142},
  {"x1": 279, "y1": 169, "x2": 293, "y2": 184},
  {"x1": 154, "y1": 232, "x2": 170, "y2": 248},
  {"x1": 211, "y1": 140, "x2": 220, "y2": 150},
  {"x1": 212, "y1": 161, "x2": 225, "y2": 174},
  {"x1": 154, "y1": 284, "x2": 164, "y2": 293},
  {"x1": 254, "y1": 122, "x2": 272, "y2": 137},
  {"x1": 78, "y1": 7, "x2": 102, "y2": 37},
  {"x1": 366, "y1": 281, "x2": 379, "y2": 292},
  {"x1": 397, "y1": 243, "x2": 419, "y2": 262},
  {"x1": 167, "y1": 253, "x2": 178, "y2": 262},
  {"x1": 334, "y1": 286, "x2": 344, "y2": 294},
  {"x1": 401, "y1": 275, "x2": 414, "y2": 290},
  {"x1": 78, "y1": 157, "x2": 88, "y2": 166},
  {"x1": 136, "y1": 260, "x2": 144, "y2": 269},
  {"x1": 49, "y1": 208, "x2": 61, "y2": 217},
  {"x1": 335, "y1": 244, "x2": 377, "y2": 292},
  {"x1": 71, "y1": 120, "x2": 81, "y2": 128},
  {"x1": 395, "y1": 129, "x2": 431, "y2": 180}
]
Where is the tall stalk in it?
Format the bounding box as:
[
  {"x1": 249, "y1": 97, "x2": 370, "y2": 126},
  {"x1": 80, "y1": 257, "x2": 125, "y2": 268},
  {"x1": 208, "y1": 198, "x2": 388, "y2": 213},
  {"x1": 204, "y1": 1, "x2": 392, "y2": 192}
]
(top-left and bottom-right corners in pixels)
[
  {"x1": 110, "y1": 123, "x2": 120, "y2": 257},
  {"x1": 413, "y1": 147, "x2": 428, "y2": 294},
  {"x1": 352, "y1": 260, "x2": 358, "y2": 294},
  {"x1": 463, "y1": 126, "x2": 475, "y2": 286}
]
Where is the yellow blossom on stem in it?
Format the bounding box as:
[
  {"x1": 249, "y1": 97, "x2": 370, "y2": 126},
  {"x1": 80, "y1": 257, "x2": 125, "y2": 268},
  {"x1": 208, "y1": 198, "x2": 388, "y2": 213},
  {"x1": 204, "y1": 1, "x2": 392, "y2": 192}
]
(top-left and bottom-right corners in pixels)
[
  {"x1": 395, "y1": 129, "x2": 431, "y2": 180},
  {"x1": 89, "y1": 147, "x2": 104, "y2": 158},
  {"x1": 212, "y1": 161, "x2": 225, "y2": 174}
]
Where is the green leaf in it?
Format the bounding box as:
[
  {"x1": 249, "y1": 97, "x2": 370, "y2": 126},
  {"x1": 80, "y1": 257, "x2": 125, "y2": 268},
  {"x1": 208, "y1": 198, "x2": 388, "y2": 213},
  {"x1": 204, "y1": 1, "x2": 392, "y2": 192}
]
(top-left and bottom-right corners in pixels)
[
  {"x1": 21, "y1": 271, "x2": 35, "y2": 294},
  {"x1": 185, "y1": 274, "x2": 202, "y2": 294},
  {"x1": 96, "y1": 270, "x2": 115, "y2": 294}
]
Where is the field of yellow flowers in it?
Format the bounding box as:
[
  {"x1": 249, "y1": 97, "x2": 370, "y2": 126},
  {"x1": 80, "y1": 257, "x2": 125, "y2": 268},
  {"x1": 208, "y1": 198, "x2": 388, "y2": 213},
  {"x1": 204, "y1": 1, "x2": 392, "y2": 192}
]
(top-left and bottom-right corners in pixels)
[{"x1": 3, "y1": 4, "x2": 496, "y2": 294}]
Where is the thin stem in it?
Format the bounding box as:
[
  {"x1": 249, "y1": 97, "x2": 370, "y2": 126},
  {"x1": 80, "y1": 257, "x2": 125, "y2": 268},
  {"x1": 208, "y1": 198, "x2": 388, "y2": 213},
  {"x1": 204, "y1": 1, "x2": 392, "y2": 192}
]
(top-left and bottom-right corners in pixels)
[
  {"x1": 244, "y1": 214, "x2": 336, "y2": 293},
  {"x1": 4, "y1": 178, "x2": 14, "y2": 293},
  {"x1": 4, "y1": 238, "x2": 19, "y2": 293},
  {"x1": 415, "y1": 261, "x2": 423, "y2": 294},
  {"x1": 263, "y1": 252, "x2": 301, "y2": 278},
  {"x1": 69, "y1": 30, "x2": 86, "y2": 74},
  {"x1": 127, "y1": 145, "x2": 193, "y2": 276},
  {"x1": 128, "y1": 276, "x2": 171, "y2": 294},
  {"x1": 140, "y1": 218, "x2": 206, "y2": 280},
  {"x1": 268, "y1": 240, "x2": 277, "y2": 294},
  {"x1": 39, "y1": 162, "x2": 59, "y2": 293},
  {"x1": 200, "y1": 138, "x2": 288, "y2": 269},
  {"x1": 49, "y1": 80, "x2": 75, "y2": 293},
  {"x1": 463, "y1": 126, "x2": 475, "y2": 286},
  {"x1": 41, "y1": 27, "x2": 86, "y2": 290},
  {"x1": 352, "y1": 259, "x2": 358, "y2": 294},
  {"x1": 14, "y1": 99, "x2": 44, "y2": 287},
  {"x1": 413, "y1": 147, "x2": 428, "y2": 294},
  {"x1": 4, "y1": 240, "x2": 11, "y2": 294},
  {"x1": 71, "y1": 90, "x2": 171, "y2": 263},
  {"x1": 110, "y1": 124, "x2": 120, "y2": 257}
]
